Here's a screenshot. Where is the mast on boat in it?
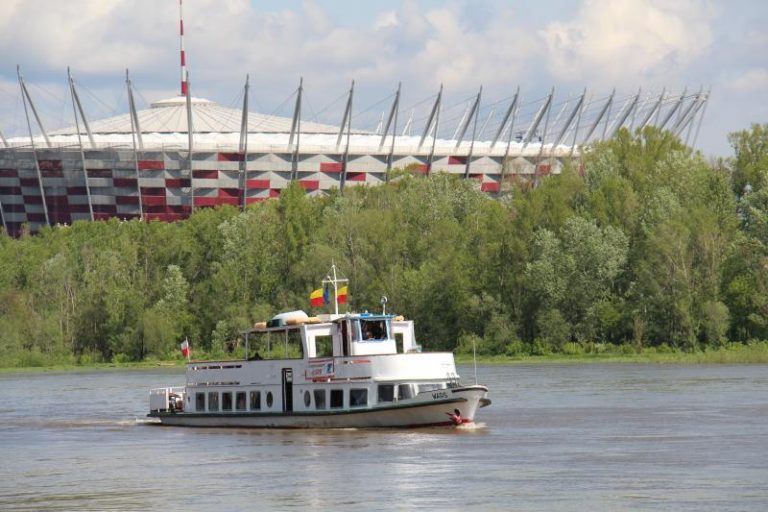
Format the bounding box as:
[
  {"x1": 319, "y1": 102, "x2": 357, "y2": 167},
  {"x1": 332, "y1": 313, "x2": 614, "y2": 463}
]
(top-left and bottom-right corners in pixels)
[{"x1": 322, "y1": 264, "x2": 349, "y2": 316}]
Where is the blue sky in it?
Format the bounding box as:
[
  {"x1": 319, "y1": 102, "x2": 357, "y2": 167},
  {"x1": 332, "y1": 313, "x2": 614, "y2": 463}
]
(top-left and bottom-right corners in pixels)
[{"x1": 0, "y1": 0, "x2": 766, "y2": 156}]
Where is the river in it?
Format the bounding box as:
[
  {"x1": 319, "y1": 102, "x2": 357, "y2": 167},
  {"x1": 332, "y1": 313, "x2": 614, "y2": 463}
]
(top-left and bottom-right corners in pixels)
[{"x1": 1, "y1": 364, "x2": 766, "y2": 511}]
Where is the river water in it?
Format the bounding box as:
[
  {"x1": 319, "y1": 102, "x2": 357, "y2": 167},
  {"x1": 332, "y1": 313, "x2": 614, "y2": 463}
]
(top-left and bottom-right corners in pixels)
[{"x1": 1, "y1": 364, "x2": 766, "y2": 511}]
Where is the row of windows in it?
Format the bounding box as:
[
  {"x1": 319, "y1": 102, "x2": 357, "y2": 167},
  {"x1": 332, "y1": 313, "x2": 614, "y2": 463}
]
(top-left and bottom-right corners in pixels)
[
  {"x1": 302, "y1": 388, "x2": 368, "y2": 409},
  {"x1": 194, "y1": 382, "x2": 448, "y2": 413},
  {"x1": 195, "y1": 390, "x2": 273, "y2": 412},
  {"x1": 193, "y1": 388, "x2": 367, "y2": 412}
]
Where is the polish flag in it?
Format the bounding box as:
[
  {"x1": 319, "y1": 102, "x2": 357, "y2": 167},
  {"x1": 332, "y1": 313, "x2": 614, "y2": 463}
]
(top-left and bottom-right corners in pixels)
[{"x1": 180, "y1": 338, "x2": 191, "y2": 359}]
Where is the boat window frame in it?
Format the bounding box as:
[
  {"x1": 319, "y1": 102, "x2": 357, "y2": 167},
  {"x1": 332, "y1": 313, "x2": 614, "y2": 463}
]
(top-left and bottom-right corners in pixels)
[
  {"x1": 377, "y1": 384, "x2": 395, "y2": 403},
  {"x1": 208, "y1": 391, "x2": 220, "y2": 412},
  {"x1": 350, "y1": 388, "x2": 368, "y2": 408},
  {"x1": 235, "y1": 391, "x2": 247, "y2": 411},
  {"x1": 250, "y1": 390, "x2": 261, "y2": 411},
  {"x1": 222, "y1": 391, "x2": 233, "y2": 411},
  {"x1": 357, "y1": 318, "x2": 390, "y2": 342},
  {"x1": 397, "y1": 384, "x2": 415, "y2": 401},
  {"x1": 330, "y1": 389, "x2": 344, "y2": 409},
  {"x1": 195, "y1": 392, "x2": 205, "y2": 411},
  {"x1": 314, "y1": 335, "x2": 333, "y2": 358},
  {"x1": 246, "y1": 328, "x2": 305, "y2": 360},
  {"x1": 314, "y1": 389, "x2": 326, "y2": 410}
]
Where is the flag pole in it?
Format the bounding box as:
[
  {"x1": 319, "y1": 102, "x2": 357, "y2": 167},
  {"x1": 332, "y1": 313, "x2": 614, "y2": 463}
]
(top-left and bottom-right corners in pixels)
[
  {"x1": 332, "y1": 264, "x2": 339, "y2": 316},
  {"x1": 320, "y1": 263, "x2": 348, "y2": 316}
]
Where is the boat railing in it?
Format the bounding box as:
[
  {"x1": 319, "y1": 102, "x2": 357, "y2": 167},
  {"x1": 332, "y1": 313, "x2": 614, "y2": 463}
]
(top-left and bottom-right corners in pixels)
[{"x1": 446, "y1": 372, "x2": 461, "y2": 388}]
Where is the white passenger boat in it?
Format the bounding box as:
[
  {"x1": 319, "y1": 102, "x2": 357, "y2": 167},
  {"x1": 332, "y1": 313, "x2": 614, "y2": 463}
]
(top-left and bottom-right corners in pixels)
[{"x1": 148, "y1": 281, "x2": 490, "y2": 428}]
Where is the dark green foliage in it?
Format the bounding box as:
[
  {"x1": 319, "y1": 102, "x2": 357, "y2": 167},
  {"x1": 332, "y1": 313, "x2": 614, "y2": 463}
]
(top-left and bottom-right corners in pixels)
[{"x1": 0, "y1": 125, "x2": 767, "y2": 365}]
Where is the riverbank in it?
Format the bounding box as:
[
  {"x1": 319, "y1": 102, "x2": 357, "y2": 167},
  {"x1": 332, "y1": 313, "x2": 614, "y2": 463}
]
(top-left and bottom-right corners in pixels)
[
  {"x1": 3, "y1": 341, "x2": 768, "y2": 373},
  {"x1": 456, "y1": 341, "x2": 768, "y2": 365}
]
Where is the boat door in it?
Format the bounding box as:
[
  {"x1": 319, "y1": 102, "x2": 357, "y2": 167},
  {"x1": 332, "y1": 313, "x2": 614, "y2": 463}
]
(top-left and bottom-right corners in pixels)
[{"x1": 282, "y1": 368, "x2": 293, "y2": 412}]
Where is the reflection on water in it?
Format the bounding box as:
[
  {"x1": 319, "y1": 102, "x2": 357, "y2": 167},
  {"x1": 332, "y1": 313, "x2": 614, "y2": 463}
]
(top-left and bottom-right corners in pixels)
[{"x1": 1, "y1": 365, "x2": 767, "y2": 511}]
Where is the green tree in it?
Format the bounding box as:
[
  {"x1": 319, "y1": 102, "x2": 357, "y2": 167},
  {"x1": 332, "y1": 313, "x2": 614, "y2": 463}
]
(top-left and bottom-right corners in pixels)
[{"x1": 729, "y1": 123, "x2": 768, "y2": 195}]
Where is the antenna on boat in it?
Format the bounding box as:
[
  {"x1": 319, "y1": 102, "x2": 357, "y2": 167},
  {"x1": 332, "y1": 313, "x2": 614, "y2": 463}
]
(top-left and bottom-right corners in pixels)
[{"x1": 380, "y1": 295, "x2": 388, "y2": 315}]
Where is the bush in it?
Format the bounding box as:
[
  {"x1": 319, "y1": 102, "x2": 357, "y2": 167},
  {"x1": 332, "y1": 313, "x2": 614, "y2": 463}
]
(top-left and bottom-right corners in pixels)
[
  {"x1": 530, "y1": 338, "x2": 553, "y2": 356},
  {"x1": 504, "y1": 339, "x2": 527, "y2": 356},
  {"x1": 562, "y1": 341, "x2": 585, "y2": 355},
  {"x1": 112, "y1": 353, "x2": 132, "y2": 364},
  {"x1": 17, "y1": 350, "x2": 46, "y2": 367},
  {"x1": 455, "y1": 333, "x2": 483, "y2": 355}
]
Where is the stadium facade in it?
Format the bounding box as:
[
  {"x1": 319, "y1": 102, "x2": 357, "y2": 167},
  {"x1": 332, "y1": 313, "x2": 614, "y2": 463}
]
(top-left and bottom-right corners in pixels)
[{"x1": 0, "y1": 4, "x2": 709, "y2": 236}]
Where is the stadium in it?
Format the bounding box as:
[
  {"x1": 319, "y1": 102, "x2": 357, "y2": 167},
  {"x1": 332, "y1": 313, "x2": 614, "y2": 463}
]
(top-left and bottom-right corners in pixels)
[{"x1": 0, "y1": 5, "x2": 709, "y2": 237}]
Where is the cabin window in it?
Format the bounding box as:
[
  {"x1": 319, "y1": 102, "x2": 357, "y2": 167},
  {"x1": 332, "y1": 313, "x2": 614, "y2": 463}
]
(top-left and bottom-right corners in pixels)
[
  {"x1": 378, "y1": 384, "x2": 395, "y2": 403},
  {"x1": 208, "y1": 392, "x2": 220, "y2": 412},
  {"x1": 304, "y1": 390, "x2": 311, "y2": 407},
  {"x1": 360, "y1": 319, "x2": 387, "y2": 340},
  {"x1": 350, "y1": 389, "x2": 368, "y2": 407},
  {"x1": 314, "y1": 335, "x2": 333, "y2": 358},
  {"x1": 250, "y1": 391, "x2": 261, "y2": 410},
  {"x1": 195, "y1": 392, "x2": 205, "y2": 411},
  {"x1": 249, "y1": 332, "x2": 272, "y2": 360},
  {"x1": 397, "y1": 384, "x2": 415, "y2": 401},
  {"x1": 266, "y1": 392, "x2": 274, "y2": 408},
  {"x1": 248, "y1": 330, "x2": 303, "y2": 360},
  {"x1": 394, "y1": 332, "x2": 404, "y2": 353},
  {"x1": 284, "y1": 330, "x2": 304, "y2": 359},
  {"x1": 314, "y1": 389, "x2": 326, "y2": 410},
  {"x1": 330, "y1": 389, "x2": 344, "y2": 409},
  {"x1": 222, "y1": 392, "x2": 233, "y2": 411},
  {"x1": 236, "y1": 392, "x2": 247, "y2": 411}
]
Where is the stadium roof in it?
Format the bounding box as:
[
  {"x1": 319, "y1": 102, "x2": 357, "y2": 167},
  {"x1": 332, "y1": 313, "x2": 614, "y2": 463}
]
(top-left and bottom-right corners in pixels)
[{"x1": 49, "y1": 96, "x2": 341, "y2": 136}]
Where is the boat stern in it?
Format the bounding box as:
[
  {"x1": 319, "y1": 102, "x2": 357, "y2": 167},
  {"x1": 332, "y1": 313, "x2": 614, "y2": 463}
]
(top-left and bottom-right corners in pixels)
[{"x1": 149, "y1": 386, "x2": 186, "y2": 416}]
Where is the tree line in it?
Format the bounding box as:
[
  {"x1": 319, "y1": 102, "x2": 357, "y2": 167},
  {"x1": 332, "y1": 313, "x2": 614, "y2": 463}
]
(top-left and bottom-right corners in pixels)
[{"x1": 1, "y1": 125, "x2": 766, "y2": 365}]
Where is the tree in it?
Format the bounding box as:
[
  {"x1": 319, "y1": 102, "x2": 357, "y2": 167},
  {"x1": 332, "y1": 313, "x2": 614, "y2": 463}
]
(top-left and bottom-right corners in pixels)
[
  {"x1": 524, "y1": 217, "x2": 628, "y2": 343},
  {"x1": 729, "y1": 123, "x2": 768, "y2": 195}
]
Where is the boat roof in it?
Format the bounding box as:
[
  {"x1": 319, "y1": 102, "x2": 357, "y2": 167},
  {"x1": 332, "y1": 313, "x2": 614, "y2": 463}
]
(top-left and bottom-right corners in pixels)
[{"x1": 242, "y1": 311, "x2": 403, "y2": 334}]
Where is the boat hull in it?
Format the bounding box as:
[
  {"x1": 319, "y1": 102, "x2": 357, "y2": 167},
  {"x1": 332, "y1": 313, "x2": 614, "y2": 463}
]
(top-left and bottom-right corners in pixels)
[{"x1": 148, "y1": 385, "x2": 488, "y2": 428}]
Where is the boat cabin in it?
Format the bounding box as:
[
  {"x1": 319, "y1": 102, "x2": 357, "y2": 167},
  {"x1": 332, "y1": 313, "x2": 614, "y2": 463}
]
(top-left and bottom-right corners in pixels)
[{"x1": 242, "y1": 311, "x2": 420, "y2": 361}]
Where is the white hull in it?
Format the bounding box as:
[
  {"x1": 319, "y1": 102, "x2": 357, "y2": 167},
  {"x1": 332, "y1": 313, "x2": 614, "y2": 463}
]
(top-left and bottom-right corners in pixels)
[{"x1": 149, "y1": 386, "x2": 488, "y2": 429}]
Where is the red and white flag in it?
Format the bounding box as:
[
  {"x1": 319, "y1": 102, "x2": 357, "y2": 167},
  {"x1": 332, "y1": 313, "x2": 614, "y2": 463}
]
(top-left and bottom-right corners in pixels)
[{"x1": 180, "y1": 338, "x2": 191, "y2": 359}]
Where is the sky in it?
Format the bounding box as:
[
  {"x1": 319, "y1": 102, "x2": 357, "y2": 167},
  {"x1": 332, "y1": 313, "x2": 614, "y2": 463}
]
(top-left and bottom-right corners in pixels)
[{"x1": 0, "y1": 0, "x2": 766, "y2": 157}]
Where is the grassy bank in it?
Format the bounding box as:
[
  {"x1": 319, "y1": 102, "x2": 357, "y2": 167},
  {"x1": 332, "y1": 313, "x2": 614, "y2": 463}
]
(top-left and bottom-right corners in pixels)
[
  {"x1": 0, "y1": 359, "x2": 186, "y2": 374},
  {"x1": 456, "y1": 341, "x2": 768, "y2": 365},
  {"x1": 3, "y1": 341, "x2": 768, "y2": 373}
]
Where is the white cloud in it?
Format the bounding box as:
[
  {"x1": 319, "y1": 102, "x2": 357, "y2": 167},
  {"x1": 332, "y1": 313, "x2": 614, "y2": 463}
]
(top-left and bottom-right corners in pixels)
[
  {"x1": 727, "y1": 68, "x2": 768, "y2": 93},
  {"x1": 541, "y1": 0, "x2": 715, "y2": 88},
  {"x1": 0, "y1": 0, "x2": 175, "y2": 74},
  {"x1": 1, "y1": 0, "x2": 750, "y2": 157},
  {"x1": 374, "y1": 11, "x2": 399, "y2": 31},
  {"x1": 380, "y1": 4, "x2": 540, "y2": 92}
]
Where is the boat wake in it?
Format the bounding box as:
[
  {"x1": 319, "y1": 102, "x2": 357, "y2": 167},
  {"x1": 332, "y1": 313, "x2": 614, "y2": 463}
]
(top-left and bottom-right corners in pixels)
[
  {"x1": 3, "y1": 417, "x2": 155, "y2": 430},
  {"x1": 135, "y1": 417, "x2": 162, "y2": 426},
  {"x1": 456, "y1": 421, "x2": 487, "y2": 431}
]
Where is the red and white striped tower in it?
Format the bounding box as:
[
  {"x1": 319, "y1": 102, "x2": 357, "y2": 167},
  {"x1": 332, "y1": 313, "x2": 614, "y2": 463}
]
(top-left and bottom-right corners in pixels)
[{"x1": 179, "y1": 0, "x2": 188, "y2": 96}]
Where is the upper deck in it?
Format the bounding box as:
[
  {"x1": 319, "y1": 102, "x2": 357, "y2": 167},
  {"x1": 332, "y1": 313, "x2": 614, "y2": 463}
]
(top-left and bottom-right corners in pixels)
[{"x1": 185, "y1": 311, "x2": 458, "y2": 385}]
